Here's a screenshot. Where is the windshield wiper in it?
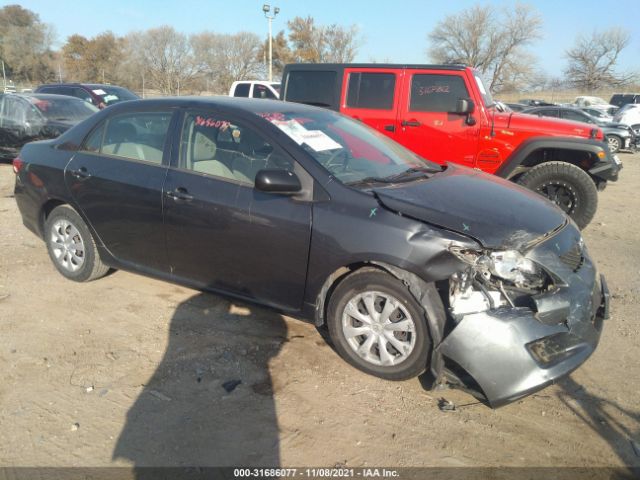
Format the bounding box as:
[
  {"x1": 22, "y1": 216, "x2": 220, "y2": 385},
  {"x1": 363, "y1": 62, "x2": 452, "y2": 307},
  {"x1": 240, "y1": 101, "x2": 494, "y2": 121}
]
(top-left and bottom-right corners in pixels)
[
  {"x1": 344, "y1": 176, "x2": 390, "y2": 187},
  {"x1": 382, "y1": 166, "x2": 439, "y2": 182}
]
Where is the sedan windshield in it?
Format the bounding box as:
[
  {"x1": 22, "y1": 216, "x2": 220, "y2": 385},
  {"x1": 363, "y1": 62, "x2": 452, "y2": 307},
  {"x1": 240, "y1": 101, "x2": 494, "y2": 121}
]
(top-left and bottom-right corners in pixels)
[
  {"x1": 91, "y1": 86, "x2": 139, "y2": 105},
  {"x1": 256, "y1": 109, "x2": 441, "y2": 185},
  {"x1": 29, "y1": 96, "x2": 99, "y2": 121}
]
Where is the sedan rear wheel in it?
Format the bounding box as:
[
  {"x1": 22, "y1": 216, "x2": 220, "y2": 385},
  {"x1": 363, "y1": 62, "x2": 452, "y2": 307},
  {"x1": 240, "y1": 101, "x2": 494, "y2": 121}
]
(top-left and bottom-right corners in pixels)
[
  {"x1": 327, "y1": 269, "x2": 433, "y2": 380},
  {"x1": 45, "y1": 205, "x2": 109, "y2": 282}
]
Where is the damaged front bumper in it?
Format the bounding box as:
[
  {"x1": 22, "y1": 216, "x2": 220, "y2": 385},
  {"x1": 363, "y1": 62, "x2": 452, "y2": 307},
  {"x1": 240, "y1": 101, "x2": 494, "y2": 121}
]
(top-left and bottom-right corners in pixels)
[{"x1": 438, "y1": 224, "x2": 609, "y2": 407}]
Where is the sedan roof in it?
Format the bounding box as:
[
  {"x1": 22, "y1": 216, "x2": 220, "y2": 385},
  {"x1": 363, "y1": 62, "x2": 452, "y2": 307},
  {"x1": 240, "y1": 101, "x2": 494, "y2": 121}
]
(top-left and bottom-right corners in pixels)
[{"x1": 104, "y1": 96, "x2": 326, "y2": 115}]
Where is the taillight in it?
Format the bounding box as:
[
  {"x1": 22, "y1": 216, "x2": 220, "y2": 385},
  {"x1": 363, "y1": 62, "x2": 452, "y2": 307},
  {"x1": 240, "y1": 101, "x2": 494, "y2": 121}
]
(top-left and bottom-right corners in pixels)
[{"x1": 12, "y1": 156, "x2": 24, "y2": 174}]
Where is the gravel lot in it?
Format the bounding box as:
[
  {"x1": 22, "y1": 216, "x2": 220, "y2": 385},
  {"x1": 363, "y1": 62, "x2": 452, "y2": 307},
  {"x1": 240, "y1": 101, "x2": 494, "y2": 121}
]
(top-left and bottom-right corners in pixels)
[{"x1": 0, "y1": 154, "x2": 638, "y2": 472}]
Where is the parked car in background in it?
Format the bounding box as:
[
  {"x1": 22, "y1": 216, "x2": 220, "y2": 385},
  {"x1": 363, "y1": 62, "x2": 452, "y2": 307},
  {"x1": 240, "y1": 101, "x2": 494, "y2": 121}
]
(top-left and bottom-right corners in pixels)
[
  {"x1": 518, "y1": 99, "x2": 556, "y2": 107},
  {"x1": 281, "y1": 63, "x2": 621, "y2": 229},
  {"x1": 613, "y1": 104, "x2": 640, "y2": 127},
  {"x1": 609, "y1": 93, "x2": 640, "y2": 108},
  {"x1": 573, "y1": 96, "x2": 617, "y2": 116},
  {"x1": 580, "y1": 107, "x2": 613, "y2": 123},
  {"x1": 12, "y1": 96, "x2": 609, "y2": 407},
  {"x1": 229, "y1": 80, "x2": 280, "y2": 99},
  {"x1": 522, "y1": 105, "x2": 634, "y2": 154},
  {"x1": 0, "y1": 93, "x2": 98, "y2": 161},
  {"x1": 34, "y1": 83, "x2": 139, "y2": 109},
  {"x1": 503, "y1": 102, "x2": 527, "y2": 112}
]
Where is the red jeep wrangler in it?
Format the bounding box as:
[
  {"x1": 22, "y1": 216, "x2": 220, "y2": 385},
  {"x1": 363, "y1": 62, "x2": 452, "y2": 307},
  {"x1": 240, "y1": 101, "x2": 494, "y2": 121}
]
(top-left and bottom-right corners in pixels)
[{"x1": 281, "y1": 64, "x2": 621, "y2": 228}]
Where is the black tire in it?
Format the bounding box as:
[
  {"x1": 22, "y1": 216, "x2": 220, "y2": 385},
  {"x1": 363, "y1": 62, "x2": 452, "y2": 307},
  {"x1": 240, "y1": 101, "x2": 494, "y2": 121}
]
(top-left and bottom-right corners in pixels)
[
  {"x1": 326, "y1": 268, "x2": 435, "y2": 381},
  {"x1": 517, "y1": 161, "x2": 598, "y2": 230},
  {"x1": 606, "y1": 135, "x2": 621, "y2": 153},
  {"x1": 44, "y1": 205, "x2": 109, "y2": 282}
]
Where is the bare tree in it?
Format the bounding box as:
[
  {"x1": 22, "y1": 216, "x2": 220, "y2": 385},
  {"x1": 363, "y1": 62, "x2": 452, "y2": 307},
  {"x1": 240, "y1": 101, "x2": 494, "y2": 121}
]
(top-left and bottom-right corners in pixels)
[
  {"x1": 191, "y1": 32, "x2": 263, "y2": 93},
  {"x1": 0, "y1": 4, "x2": 55, "y2": 84},
  {"x1": 123, "y1": 26, "x2": 199, "y2": 95},
  {"x1": 565, "y1": 28, "x2": 634, "y2": 91},
  {"x1": 427, "y1": 4, "x2": 542, "y2": 93},
  {"x1": 287, "y1": 16, "x2": 360, "y2": 63},
  {"x1": 323, "y1": 24, "x2": 360, "y2": 62}
]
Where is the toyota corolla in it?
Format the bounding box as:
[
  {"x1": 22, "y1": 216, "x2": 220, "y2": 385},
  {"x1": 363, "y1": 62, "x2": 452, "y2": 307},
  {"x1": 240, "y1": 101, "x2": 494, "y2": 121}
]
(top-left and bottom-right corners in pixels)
[{"x1": 12, "y1": 97, "x2": 609, "y2": 407}]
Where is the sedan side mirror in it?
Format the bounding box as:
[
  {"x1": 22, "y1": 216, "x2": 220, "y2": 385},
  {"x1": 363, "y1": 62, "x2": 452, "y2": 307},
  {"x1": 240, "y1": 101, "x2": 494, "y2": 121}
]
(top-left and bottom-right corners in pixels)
[{"x1": 255, "y1": 169, "x2": 301, "y2": 194}]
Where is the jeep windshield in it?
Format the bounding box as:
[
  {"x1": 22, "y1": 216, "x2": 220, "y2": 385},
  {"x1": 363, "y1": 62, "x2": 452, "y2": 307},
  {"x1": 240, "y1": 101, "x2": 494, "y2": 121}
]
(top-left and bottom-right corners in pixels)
[
  {"x1": 257, "y1": 109, "x2": 441, "y2": 186},
  {"x1": 474, "y1": 71, "x2": 494, "y2": 108}
]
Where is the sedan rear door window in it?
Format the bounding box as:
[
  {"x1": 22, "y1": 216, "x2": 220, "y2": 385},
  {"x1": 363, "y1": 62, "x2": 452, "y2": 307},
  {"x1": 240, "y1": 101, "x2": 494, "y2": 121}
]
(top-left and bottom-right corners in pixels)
[{"x1": 89, "y1": 112, "x2": 172, "y2": 164}]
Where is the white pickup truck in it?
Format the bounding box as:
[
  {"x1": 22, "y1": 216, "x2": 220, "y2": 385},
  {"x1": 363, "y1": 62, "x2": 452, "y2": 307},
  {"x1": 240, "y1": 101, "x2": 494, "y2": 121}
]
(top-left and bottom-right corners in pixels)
[{"x1": 228, "y1": 81, "x2": 280, "y2": 99}]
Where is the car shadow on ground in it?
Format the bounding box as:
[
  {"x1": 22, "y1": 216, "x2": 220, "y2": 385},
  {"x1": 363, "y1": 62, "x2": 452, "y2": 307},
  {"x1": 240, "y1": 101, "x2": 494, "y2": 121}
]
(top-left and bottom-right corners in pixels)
[
  {"x1": 112, "y1": 292, "x2": 287, "y2": 470},
  {"x1": 557, "y1": 376, "x2": 640, "y2": 471}
]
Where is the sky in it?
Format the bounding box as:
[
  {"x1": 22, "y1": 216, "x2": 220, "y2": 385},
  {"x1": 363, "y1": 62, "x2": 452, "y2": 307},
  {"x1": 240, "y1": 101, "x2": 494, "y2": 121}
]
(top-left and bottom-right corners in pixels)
[{"x1": 6, "y1": 0, "x2": 640, "y2": 78}]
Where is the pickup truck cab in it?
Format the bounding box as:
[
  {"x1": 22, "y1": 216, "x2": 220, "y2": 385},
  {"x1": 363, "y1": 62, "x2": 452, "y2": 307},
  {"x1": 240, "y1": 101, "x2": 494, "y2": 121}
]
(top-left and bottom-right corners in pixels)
[
  {"x1": 229, "y1": 81, "x2": 280, "y2": 99},
  {"x1": 281, "y1": 64, "x2": 621, "y2": 229}
]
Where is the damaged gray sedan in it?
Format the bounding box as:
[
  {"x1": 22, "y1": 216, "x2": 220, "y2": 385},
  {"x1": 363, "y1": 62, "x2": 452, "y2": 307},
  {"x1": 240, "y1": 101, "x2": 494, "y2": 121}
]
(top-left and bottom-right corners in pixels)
[{"x1": 13, "y1": 98, "x2": 609, "y2": 407}]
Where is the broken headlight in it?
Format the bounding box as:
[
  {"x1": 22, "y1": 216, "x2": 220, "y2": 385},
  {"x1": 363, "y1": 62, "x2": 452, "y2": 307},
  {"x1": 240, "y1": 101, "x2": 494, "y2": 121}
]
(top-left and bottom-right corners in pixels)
[
  {"x1": 451, "y1": 247, "x2": 546, "y2": 289},
  {"x1": 488, "y1": 250, "x2": 543, "y2": 288}
]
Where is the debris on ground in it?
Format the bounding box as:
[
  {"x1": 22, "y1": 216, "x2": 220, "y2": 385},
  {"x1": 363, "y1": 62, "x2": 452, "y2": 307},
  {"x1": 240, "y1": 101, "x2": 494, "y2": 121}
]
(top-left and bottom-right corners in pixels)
[
  {"x1": 438, "y1": 398, "x2": 456, "y2": 412},
  {"x1": 71, "y1": 423, "x2": 80, "y2": 432},
  {"x1": 148, "y1": 389, "x2": 172, "y2": 401},
  {"x1": 222, "y1": 379, "x2": 242, "y2": 393}
]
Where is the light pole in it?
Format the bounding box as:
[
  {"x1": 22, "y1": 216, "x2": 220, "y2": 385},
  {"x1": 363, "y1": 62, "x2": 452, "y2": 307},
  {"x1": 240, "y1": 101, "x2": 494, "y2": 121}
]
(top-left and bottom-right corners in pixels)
[{"x1": 262, "y1": 4, "x2": 279, "y2": 82}]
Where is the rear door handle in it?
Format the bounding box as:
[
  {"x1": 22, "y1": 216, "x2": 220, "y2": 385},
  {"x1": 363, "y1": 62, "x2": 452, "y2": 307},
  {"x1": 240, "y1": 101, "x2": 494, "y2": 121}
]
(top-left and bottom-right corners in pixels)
[
  {"x1": 166, "y1": 188, "x2": 194, "y2": 202},
  {"x1": 384, "y1": 124, "x2": 395, "y2": 132},
  {"x1": 70, "y1": 167, "x2": 91, "y2": 179},
  {"x1": 401, "y1": 120, "x2": 421, "y2": 127}
]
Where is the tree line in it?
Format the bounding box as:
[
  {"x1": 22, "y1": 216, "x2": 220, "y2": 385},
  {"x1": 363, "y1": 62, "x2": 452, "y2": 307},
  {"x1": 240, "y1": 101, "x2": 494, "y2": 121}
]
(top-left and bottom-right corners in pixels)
[{"x1": 0, "y1": 3, "x2": 635, "y2": 95}]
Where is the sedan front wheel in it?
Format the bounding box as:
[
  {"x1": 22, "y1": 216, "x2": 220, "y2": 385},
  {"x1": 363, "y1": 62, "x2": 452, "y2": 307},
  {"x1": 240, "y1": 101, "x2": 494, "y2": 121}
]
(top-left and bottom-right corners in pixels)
[
  {"x1": 606, "y1": 135, "x2": 621, "y2": 153},
  {"x1": 327, "y1": 269, "x2": 434, "y2": 380}
]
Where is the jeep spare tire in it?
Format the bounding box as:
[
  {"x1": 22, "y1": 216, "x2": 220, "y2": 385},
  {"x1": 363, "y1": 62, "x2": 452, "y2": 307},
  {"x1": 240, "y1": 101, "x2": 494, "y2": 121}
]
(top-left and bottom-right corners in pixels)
[{"x1": 517, "y1": 161, "x2": 598, "y2": 230}]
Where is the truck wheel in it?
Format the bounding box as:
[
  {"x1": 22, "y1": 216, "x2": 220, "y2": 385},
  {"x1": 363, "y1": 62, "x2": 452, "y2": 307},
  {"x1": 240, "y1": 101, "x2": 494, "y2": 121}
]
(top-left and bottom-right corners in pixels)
[
  {"x1": 326, "y1": 269, "x2": 433, "y2": 381},
  {"x1": 44, "y1": 205, "x2": 109, "y2": 282},
  {"x1": 606, "y1": 135, "x2": 621, "y2": 153},
  {"x1": 517, "y1": 162, "x2": 598, "y2": 230}
]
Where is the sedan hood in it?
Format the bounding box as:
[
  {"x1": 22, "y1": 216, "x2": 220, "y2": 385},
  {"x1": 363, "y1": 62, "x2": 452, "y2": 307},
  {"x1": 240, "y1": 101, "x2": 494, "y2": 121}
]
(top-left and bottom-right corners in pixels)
[{"x1": 373, "y1": 165, "x2": 567, "y2": 249}]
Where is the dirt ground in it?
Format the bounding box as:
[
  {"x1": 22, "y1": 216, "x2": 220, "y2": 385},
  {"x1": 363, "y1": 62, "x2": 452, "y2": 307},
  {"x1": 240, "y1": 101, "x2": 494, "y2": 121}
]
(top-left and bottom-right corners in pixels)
[{"x1": 0, "y1": 154, "x2": 639, "y2": 471}]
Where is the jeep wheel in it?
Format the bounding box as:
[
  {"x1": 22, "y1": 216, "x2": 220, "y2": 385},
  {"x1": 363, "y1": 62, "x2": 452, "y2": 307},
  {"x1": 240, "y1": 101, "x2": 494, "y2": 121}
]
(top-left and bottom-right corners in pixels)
[
  {"x1": 606, "y1": 135, "x2": 621, "y2": 153},
  {"x1": 517, "y1": 161, "x2": 598, "y2": 230}
]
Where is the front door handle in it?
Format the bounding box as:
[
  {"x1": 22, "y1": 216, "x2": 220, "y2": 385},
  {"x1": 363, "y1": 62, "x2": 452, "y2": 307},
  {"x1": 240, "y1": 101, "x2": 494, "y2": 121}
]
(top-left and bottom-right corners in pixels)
[
  {"x1": 166, "y1": 188, "x2": 194, "y2": 202},
  {"x1": 401, "y1": 120, "x2": 421, "y2": 127},
  {"x1": 384, "y1": 124, "x2": 395, "y2": 132},
  {"x1": 70, "y1": 167, "x2": 91, "y2": 179}
]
